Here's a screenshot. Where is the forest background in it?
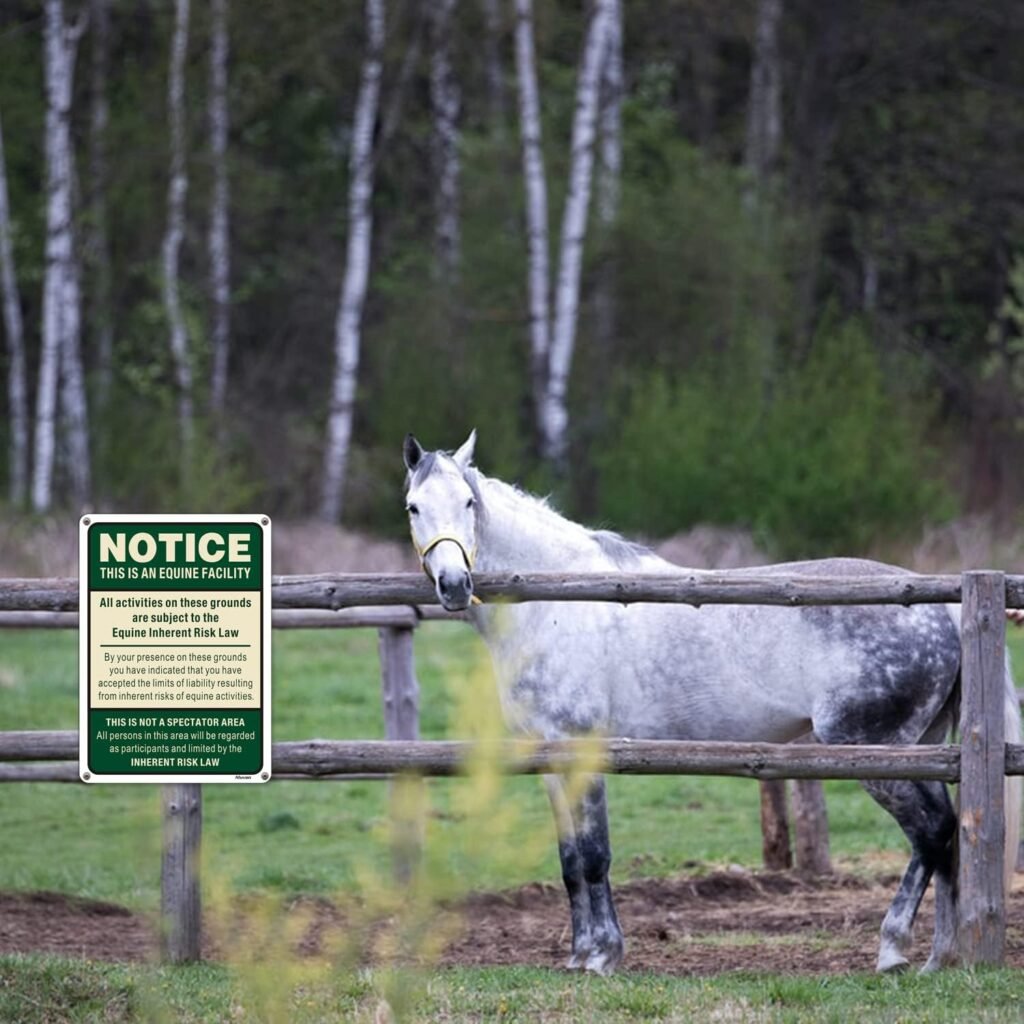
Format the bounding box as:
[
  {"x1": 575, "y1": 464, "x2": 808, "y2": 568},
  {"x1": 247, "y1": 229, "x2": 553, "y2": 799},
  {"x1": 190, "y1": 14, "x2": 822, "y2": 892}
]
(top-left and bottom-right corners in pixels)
[{"x1": 1, "y1": 0, "x2": 1023, "y2": 561}]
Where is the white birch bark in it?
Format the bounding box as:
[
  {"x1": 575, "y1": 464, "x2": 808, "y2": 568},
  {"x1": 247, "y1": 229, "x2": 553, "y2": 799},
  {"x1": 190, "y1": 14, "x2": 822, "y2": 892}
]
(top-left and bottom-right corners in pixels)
[
  {"x1": 162, "y1": 0, "x2": 192, "y2": 459},
  {"x1": 88, "y1": 0, "x2": 113, "y2": 405},
  {"x1": 513, "y1": 0, "x2": 551, "y2": 422},
  {"x1": 428, "y1": 0, "x2": 460, "y2": 282},
  {"x1": 743, "y1": 0, "x2": 783, "y2": 195},
  {"x1": 541, "y1": 0, "x2": 612, "y2": 467},
  {"x1": 59, "y1": 233, "x2": 90, "y2": 505},
  {"x1": 208, "y1": 0, "x2": 230, "y2": 416},
  {"x1": 593, "y1": 0, "x2": 622, "y2": 357},
  {"x1": 34, "y1": 0, "x2": 88, "y2": 512},
  {"x1": 0, "y1": 113, "x2": 28, "y2": 505},
  {"x1": 319, "y1": 0, "x2": 384, "y2": 523}
]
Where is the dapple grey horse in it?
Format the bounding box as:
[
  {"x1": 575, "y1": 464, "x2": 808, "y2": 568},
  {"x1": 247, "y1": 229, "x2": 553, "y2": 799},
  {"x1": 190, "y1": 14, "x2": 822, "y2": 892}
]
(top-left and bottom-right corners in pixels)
[{"x1": 403, "y1": 431, "x2": 1021, "y2": 974}]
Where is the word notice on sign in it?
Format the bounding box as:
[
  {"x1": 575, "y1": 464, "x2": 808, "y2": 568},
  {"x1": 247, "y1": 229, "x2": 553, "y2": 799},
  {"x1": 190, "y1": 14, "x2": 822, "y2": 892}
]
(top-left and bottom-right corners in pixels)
[{"x1": 79, "y1": 515, "x2": 272, "y2": 784}]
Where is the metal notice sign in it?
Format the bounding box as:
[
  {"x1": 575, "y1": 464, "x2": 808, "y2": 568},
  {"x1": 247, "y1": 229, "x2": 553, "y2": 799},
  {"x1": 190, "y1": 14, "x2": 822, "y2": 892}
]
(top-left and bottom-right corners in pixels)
[{"x1": 80, "y1": 514, "x2": 271, "y2": 784}]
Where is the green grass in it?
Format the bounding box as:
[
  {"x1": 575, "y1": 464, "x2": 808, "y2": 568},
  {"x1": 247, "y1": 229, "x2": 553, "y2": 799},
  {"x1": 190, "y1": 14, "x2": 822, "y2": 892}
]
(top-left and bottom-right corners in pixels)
[
  {"x1": 0, "y1": 623, "x2": 964, "y2": 907},
  {"x1": 3, "y1": 627, "x2": 1024, "y2": 1022},
  {"x1": 3, "y1": 956, "x2": 1024, "y2": 1023}
]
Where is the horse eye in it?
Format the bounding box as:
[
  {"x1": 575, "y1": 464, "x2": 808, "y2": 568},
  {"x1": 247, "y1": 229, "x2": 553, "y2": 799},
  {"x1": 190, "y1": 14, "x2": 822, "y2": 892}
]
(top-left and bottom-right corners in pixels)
[
  {"x1": 407, "y1": 504, "x2": 419, "y2": 516},
  {"x1": 466, "y1": 497, "x2": 475, "y2": 509}
]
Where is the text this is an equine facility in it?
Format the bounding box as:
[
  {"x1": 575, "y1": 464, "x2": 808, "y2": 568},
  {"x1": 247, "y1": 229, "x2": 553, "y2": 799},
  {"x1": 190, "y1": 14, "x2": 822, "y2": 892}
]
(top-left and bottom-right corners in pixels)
[{"x1": 79, "y1": 515, "x2": 272, "y2": 784}]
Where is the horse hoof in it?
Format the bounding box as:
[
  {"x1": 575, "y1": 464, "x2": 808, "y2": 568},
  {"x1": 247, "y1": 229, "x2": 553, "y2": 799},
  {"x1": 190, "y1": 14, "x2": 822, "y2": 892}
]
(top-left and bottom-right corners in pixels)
[
  {"x1": 585, "y1": 942, "x2": 624, "y2": 976},
  {"x1": 876, "y1": 952, "x2": 910, "y2": 974},
  {"x1": 920, "y1": 953, "x2": 958, "y2": 974},
  {"x1": 565, "y1": 952, "x2": 589, "y2": 971},
  {"x1": 584, "y1": 952, "x2": 615, "y2": 976}
]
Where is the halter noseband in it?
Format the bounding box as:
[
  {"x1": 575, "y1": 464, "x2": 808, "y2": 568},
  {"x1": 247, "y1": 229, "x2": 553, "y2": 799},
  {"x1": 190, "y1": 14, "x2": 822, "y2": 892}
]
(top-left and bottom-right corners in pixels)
[{"x1": 414, "y1": 534, "x2": 483, "y2": 605}]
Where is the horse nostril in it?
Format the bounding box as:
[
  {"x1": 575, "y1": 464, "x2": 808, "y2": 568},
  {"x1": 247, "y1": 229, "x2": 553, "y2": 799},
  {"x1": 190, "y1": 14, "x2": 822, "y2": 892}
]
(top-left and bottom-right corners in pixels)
[{"x1": 438, "y1": 570, "x2": 472, "y2": 599}]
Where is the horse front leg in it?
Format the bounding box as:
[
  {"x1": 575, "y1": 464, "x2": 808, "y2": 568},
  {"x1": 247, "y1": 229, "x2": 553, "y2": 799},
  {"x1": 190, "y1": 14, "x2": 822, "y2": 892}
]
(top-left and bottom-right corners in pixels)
[
  {"x1": 544, "y1": 775, "x2": 594, "y2": 969},
  {"x1": 573, "y1": 776, "x2": 624, "y2": 974}
]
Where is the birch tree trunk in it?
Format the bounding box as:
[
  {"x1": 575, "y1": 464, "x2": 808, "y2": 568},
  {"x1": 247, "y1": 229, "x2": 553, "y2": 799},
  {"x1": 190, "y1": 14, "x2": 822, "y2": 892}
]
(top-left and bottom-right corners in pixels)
[
  {"x1": 319, "y1": 0, "x2": 384, "y2": 523},
  {"x1": 0, "y1": 113, "x2": 29, "y2": 506},
  {"x1": 541, "y1": 0, "x2": 612, "y2": 468},
  {"x1": 428, "y1": 0, "x2": 460, "y2": 282},
  {"x1": 34, "y1": 0, "x2": 88, "y2": 512},
  {"x1": 742, "y1": 0, "x2": 783, "y2": 381},
  {"x1": 743, "y1": 0, "x2": 783, "y2": 198},
  {"x1": 596, "y1": 0, "x2": 622, "y2": 235},
  {"x1": 162, "y1": 0, "x2": 193, "y2": 465},
  {"x1": 59, "y1": 218, "x2": 90, "y2": 506},
  {"x1": 593, "y1": 0, "x2": 621, "y2": 367},
  {"x1": 88, "y1": 0, "x2": 113, "y2": 405},
  {"x1": 480, "y1": 0, "x2": 506, "y2": 132},
  {"x1": 208, "y1": 0, "x2": 230, "y2": 418},
  {"x1": 513, "y1": 0, "x2": 551, "y2": 424}
]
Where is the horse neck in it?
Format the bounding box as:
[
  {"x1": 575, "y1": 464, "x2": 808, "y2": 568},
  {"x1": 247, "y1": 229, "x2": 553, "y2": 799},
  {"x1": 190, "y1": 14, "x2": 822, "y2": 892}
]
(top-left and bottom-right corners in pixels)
[{"x1": 472, "y1": 474, "x2": 607, "y2": 574}]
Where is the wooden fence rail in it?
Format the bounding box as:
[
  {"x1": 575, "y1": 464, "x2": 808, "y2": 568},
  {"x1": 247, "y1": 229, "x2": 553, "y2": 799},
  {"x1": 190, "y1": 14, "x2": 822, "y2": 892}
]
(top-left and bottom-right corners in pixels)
[
  {"x1": 3, "y1": 571, "x2": 1023, "y2": 612},
  {"x1": 4, "y1": 732, "x2": 1008, "y2": 780},
  {"x1": 0, "y1": 569, "x2": 1017, "y2": 968}
]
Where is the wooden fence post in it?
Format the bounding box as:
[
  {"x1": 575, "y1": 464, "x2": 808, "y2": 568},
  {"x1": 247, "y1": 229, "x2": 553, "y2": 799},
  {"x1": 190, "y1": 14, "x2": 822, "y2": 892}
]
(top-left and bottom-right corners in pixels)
[
  {"x1": 792, "y1": 778, "x2": 831, "y2": 875},
  {"x1": 959, "y1": 570, "x2": 1007, "y2": 966},
  {"x1": 759, "y1": 779, "x2": 792, "y2": 869},
  {"x1": 161, "y1": 783, "x2": 202, "y2": 963},
  {"x1": 378, "y1": 625, "x2": 422, "y2": 881}
]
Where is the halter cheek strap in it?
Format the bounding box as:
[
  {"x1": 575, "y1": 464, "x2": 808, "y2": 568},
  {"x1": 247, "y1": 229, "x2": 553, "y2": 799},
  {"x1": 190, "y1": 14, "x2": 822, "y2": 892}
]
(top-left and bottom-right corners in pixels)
[{"x1": 414, "y1": 534, "x2": 483, "y2": 605}]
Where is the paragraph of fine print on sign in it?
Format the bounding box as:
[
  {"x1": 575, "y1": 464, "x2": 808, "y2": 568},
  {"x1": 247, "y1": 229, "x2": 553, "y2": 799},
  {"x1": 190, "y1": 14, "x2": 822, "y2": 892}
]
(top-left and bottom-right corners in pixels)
[{"x1": 89, "y1": 590, "x2": 262, "y2": 708}]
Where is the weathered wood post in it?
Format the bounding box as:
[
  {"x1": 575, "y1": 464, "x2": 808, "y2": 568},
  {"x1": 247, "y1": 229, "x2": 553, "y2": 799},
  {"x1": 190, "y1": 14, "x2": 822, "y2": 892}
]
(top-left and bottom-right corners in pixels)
[
  {"x1": 792, "y1": 777, "x2": 831, "y2": 875},
  {"x1": 378, "y1": 624, "x2": 422, "y2": 881},
  {"x1": 161, "y1": 783, "x2": 202, "y2": 962},
  {"x1": 958, "y1": 570, "x2": 1007, "y2": 965},
  {"x1": 759, "y1": 779, "x2": 792, "y2": 869}
]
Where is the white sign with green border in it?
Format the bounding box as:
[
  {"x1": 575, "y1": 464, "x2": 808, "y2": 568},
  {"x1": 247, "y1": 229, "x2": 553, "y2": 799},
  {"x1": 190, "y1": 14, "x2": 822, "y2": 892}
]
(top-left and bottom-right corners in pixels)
[{"x1": 79, "y1": 514, "x2": 272, "y2": 784}]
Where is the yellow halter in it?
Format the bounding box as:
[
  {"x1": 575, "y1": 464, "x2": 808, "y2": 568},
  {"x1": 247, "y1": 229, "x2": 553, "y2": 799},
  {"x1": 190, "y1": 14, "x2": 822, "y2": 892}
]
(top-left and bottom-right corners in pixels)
[{"x1": 414, "y1": 534, "x2": 483, "y2": 605}]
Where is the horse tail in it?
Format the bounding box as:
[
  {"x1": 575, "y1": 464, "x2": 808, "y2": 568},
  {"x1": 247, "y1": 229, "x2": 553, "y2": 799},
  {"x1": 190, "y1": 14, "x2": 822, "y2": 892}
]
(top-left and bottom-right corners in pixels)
[{"x1": 1002, "y1": 649, "x2": 1022, "y2": 892}]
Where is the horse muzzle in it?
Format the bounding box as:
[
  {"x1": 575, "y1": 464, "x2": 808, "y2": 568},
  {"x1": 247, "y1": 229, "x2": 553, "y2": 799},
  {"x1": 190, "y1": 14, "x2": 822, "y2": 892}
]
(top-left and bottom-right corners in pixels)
[{"x1": 437, "y1": 567, "x2": 474, "y2": 612}]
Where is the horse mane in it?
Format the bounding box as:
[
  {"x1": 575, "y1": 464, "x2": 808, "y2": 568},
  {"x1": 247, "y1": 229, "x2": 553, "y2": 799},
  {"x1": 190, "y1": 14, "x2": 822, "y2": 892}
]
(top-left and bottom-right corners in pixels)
[{"x1": 467, "y1": 468, "x2": 655, "y2": 568}]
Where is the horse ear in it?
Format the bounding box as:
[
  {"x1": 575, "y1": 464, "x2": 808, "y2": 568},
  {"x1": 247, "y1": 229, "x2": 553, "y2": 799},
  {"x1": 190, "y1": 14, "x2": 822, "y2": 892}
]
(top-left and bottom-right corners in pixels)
[
  {"x1": 453, "y1": 429, "x2": 476, "y2": 472},
  {"x1": 403, "y1": 434, "x2": 425, "y2": 472}
]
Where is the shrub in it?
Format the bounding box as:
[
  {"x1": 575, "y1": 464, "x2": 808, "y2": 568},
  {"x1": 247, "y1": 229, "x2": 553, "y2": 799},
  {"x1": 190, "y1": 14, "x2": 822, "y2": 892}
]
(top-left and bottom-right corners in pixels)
[{"x1": 597, "y1": 319, "x2": 952, "y2": 557}]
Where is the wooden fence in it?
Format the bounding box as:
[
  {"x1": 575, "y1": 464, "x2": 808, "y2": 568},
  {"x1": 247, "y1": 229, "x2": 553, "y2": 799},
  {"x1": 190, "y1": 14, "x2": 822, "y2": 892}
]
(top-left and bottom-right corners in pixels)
[{"x1": 1, "y1": 570, "x2": 1022, "y2": 968}]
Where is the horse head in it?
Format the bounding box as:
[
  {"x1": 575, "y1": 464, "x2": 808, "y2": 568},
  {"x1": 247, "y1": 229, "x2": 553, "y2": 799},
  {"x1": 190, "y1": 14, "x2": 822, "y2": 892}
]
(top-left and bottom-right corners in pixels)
[{"x1": 402, "y1": 430, "x2": 479, "y2": 611}]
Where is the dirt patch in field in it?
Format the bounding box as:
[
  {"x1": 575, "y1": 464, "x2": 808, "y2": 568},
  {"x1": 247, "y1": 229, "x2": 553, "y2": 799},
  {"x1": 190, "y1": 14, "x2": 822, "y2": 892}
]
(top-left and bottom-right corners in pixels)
[{"x1": 5, "y1": 869, "x2": 1024, "y2": 975}]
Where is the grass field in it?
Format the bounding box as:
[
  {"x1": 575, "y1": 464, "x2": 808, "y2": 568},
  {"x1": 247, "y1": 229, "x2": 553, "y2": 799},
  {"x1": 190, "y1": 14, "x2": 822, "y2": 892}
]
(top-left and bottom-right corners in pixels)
[
  {"x1": 3, "y1": 956, "x2": 1024, "y2": 1023},
  {"x1": 2, "y1": 623, "x2": 1023, "y2": 1021}
]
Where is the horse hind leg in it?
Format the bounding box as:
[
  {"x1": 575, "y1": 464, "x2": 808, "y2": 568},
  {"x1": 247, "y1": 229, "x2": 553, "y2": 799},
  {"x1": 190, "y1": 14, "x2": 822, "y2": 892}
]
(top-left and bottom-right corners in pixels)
[{"x1": 859, "y1": 777, "x2": 957, "y2": 973}]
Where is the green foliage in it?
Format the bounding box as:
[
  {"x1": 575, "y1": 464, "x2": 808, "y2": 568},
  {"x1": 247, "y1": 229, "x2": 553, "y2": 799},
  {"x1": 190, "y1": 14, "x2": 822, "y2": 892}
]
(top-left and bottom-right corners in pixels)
[
  {"x1": 610, "y1": 125, "x2": 788, "y2": 376},
  {"x1": 94, "y1": 394, "x2": 261, "y2": 513},
  {"x1": 760, "y1": 319, "x2": 952, "y2": 554},
  {"x1": 597, "y1": 318, "x2": 952, "y2": 556},
  {"x1": 0, "y1": 0, "x2": 1018, "y2": 538}
]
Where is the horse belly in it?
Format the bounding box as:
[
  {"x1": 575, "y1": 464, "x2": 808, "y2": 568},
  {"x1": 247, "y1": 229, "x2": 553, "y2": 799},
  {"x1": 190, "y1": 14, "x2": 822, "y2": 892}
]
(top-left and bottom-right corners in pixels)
[{"x1": 605, "y1": 604, "x2": 888, "y2": 743}]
